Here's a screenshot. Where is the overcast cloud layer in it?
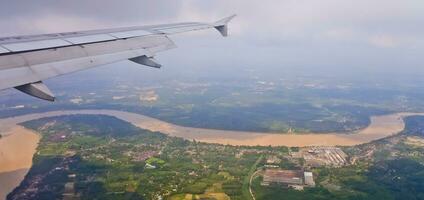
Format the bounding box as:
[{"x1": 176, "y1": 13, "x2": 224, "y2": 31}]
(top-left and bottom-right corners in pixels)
[{"x1": 1, "y1": 0, "x2": 424, "y2": 80}]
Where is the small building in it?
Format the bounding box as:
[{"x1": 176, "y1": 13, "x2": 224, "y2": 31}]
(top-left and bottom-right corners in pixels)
[
  {"x1": 302, "y1": 147, "x2": 348, "y2": 168},
  {"x1": 304, "y1": 172, "x2": 315, "y2": 186},
  {"x1": 266, "y1": 156, "x2": 281, "y2": 164},
  {"x1": 289, "y1": 185, "x2": 304, "y2": 190},
  {"x1": 262, "y1": 169, "x2": 304, "y2": 186},
  {"x1": 145, "y1": 163, "x2": 156, "y2": 169}
]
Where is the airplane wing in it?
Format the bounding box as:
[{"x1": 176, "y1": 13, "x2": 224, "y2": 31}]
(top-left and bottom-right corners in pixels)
[{"x1": 0, "y1": 15, "x2": 236, "y2": 101}]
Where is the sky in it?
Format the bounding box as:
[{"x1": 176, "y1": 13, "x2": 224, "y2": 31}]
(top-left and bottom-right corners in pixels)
[{"x1": 1, "y1": 0, "x2": 424, "y2": 81}]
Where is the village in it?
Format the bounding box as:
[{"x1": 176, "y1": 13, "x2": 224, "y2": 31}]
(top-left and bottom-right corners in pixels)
[{"x1": 256, "y1": 146, "x2": 349, "y2": 191}]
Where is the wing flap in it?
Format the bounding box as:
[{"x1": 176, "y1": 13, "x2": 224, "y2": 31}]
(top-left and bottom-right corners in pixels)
[
  {"x1": 0, "y1": 46, "x2": 9, "y2": 54},
  {"x1": 109, "y1": 30, "x2": 152, "y2": 38},
  {"x1": 2, "y1": 39, "x2": 72, "y2": 52},
  {"x1": 64, "y1": 34, "x2": 116, "y2": 45},
  {"x1": 154, "y1": 24, "x2": 213, "y2": 34}
]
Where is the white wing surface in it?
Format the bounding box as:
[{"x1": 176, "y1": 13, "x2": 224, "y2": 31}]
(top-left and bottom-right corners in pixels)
[{"x1": 0, "y1": 15, "x2": 236, "y2": 101}]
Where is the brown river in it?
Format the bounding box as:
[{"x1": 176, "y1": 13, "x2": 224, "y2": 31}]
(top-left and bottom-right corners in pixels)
[{"x1": 0, "y1": 109, "x2": 423, "y2": 199}]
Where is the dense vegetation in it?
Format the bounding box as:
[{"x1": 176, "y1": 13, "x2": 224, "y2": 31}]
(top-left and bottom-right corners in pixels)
[
  {"x1": 252, "y1": 153, "x2": 424, "y2": 200},
  {"x1": 8, "y1": 114, "x2": 424, "y2": 200},
  {"x1": 9, "y1": 115, "x2": 261, "y2": 200},
  {"x1": 2, "y1": 78, "x2": 414, "y2": 133},
  {"x1": 401, "y1": 116, "x2": 424, "y2": 136},
  {"x1": 251, "y1": 116, "x2": 424, "y2": 200}
]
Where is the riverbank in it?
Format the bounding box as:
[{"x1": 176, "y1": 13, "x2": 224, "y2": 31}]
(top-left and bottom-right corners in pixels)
[
  {"x1": 0, "y1": 110, "x2": 420, "y2": 147},
  {"x1": 0, "y1": 109, "x2": 422, "y2": 199},
  {"x1": 0, "y1": 127, "x2": 40, "y2": 200}
]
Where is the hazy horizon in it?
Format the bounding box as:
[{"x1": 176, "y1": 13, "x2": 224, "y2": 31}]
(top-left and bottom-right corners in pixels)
[{"x1": 1, "y1": 0, "x2": 423, "y2": 82}]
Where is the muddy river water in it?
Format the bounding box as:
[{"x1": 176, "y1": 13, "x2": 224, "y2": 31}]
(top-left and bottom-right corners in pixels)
[{"x1": 0, "y1": 109, "x2": 423, "y2": 199}]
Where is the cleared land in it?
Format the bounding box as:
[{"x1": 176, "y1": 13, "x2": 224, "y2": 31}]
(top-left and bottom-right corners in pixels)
[{"x1": 0, "y1": 110, "x2": 422, "y2": 199}]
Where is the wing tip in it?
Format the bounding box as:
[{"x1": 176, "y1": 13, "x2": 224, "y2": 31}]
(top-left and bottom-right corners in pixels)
[{"x1": 213, "y1": 14, "x2": 237, "y2": 37}]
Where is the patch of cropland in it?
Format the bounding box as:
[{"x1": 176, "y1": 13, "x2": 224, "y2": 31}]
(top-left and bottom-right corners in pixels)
[
  {"x1": 250, "y1": 116, "x2": 424, "y2": 200},
  {"x1": 8, "y1": 115, "x2": 262, "y2": 200},
  {"x1": 8, "y1": 114, "x2": 424, "y2": 200},
  {"x1": 251, "y1": 143, "x2": 424, "y2": 200},
  {"x1": 0, "y1": 83, "x2": 397, "y2": 134}
]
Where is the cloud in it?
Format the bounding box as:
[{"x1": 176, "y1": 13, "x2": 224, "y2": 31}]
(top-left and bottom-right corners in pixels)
[
  {"x1": 323, "y1": 28, "x2": 357, "y2": 41},
  {"x1": 369, "y1": 35, "x2": 398, "y2": 48},
  {"x1": 0, "y1": 0, "x2": 423, "y2": 77}
]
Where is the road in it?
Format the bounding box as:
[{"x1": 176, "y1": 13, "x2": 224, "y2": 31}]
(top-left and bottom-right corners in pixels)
[
  {"x1": 249, "y1": 169, "x2": 262, "y2": 200},
  {"x1": 245, "y1": 155, "x2": 263, "y2": 200},
  {"x1": 1, "y1": 110, "x2": 423, "y2": 199}
]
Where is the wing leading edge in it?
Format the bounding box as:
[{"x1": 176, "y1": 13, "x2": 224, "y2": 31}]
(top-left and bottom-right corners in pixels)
[{"x1": 0, "y1": 15, "x2": 236, "y2": 101}]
